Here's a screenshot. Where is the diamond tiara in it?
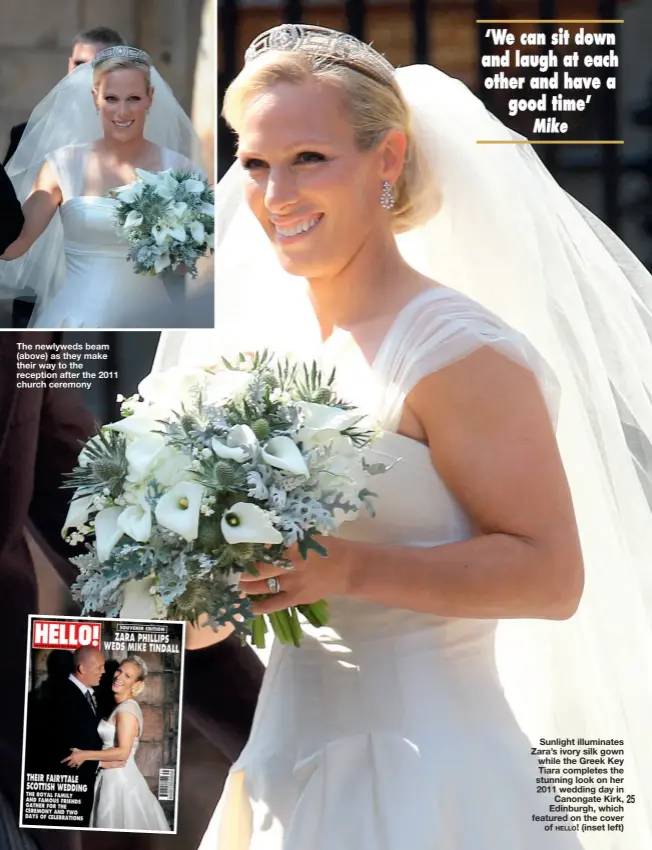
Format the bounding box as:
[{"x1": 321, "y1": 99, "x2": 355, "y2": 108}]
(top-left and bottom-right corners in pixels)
[
  {"x1": 92, "y1": 45, "x2": 151, "y2": 68},
  {"x1": 244, "y1": 25, "x2": 396, "y2": 87}
]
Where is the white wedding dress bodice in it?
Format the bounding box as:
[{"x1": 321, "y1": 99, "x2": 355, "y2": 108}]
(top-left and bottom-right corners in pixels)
[
  {"x1": 90, "y1": 699, "x2": 170, "y2": 832},
  {"x1": 201, "y1": 288, "x2": 585, "y2": 849},
  {"x1": 32, "y1": 143, "x2": 196, "y2": 329}
]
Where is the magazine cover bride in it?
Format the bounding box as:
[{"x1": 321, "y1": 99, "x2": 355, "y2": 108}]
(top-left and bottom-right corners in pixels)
[{"x1": 1, "y1": 2, "x2": 652, "y2": 850}]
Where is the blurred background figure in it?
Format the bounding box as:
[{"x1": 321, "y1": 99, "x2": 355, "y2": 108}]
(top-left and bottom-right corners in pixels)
[
  {"x1": 0, "y1": 162, "x2": 23, "y2": 252},
  {"x1": 3, "y1": 26, "x2": 126, "y2": 166},
  {"x1": 217, "y1": 0, "x2": 651, "y2": 268}
]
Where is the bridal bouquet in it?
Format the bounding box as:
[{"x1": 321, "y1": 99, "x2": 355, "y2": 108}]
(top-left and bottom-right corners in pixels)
[
  {"x1": 108, "y1": 168, "x2": 214, "y2": 278},
  {"x1": 62, "y1": 354, "x2": 385, "y2": 647}
]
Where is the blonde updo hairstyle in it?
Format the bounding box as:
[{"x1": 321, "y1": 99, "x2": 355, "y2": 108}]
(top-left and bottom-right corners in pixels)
[
  {"x1": 92, "y1": 56, "x2": 152, "y2": 92},
  {"x1": 122, "y1": 654, "x2": 148, "y2": 697},
  {"x1": 223, "y1": 51, "x2": 439, "y2": 234}
]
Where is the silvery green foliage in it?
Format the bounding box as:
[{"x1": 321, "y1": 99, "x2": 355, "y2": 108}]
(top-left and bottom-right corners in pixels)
[
  {"x1": 66, "y1": 352, "x2": 386, "y2": 634},
  {"x1": 109, "y1": 169, "x2": 215, "y2": 278}
]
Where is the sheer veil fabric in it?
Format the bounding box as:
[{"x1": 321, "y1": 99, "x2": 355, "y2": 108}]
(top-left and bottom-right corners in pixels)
[
  {"x1": 155, "y1": 64, "x2": 652, "y2": 846},
  {"x1": 1, "y1": 61, "x2": 202, "y2": 319}
]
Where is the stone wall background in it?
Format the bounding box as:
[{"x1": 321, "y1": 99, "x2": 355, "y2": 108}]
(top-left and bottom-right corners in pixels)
[{"x1": 0, "y1": 0, "x2": 215, "y2": 177}]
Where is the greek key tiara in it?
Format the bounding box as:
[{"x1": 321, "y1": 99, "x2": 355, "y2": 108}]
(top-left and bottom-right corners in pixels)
[
  {"x1": 92, "y1": 45, "x2": 151, "y2": 68},
  {"x1": 244, "y1": 24, "x2": 396, "y2": 87}
]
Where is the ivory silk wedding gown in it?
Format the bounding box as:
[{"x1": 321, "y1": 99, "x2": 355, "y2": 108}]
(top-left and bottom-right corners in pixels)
[
  {"x1": 199, "y1": 287, "x2": 581, "y2": 850},
  {"x1": 31, "y1": 143, "x2": 196, "y2": 329},
  {"x1": 90, "y1": 698, "x2": 170, "y2": 831}
]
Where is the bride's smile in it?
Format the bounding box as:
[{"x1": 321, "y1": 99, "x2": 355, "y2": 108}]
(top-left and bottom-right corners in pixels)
[
  {"x1": 93, "y1": 67, "x2": 154, "y2": 145},
  {"x1": 233, "y1": 77, "x2": 403, "y2": 284}
]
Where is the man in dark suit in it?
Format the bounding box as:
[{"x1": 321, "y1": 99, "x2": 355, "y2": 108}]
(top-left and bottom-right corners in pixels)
[
  {"x1": 0, "y1": 333, "x2": 264, "y2": 850},
  {"x1": 3, "y1": 26, "x2": 126, "y2": 165},
  {"x1": 0, "y1": 163, "x2": 24, "y2": 254},
  {"x1": 50, "y1": 647, "x2": 106, "y2": 826}
]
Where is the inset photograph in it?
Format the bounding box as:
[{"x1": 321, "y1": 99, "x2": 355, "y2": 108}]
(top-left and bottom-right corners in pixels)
[
  {"x1": 0, "y1": 3, "x2": 215, "y2": 329},
  {"x1": 20, "y1": 615, "x2": 185, "y2": 834}
]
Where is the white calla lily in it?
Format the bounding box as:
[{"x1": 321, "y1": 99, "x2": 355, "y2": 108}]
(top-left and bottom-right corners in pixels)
[
  {"x1": 95, "y1": 506, "x2": 125, "y2": 562},
  {"x1": 169, "y1": 201, "x2": 188, "y2": 217},
  {"x1": 152, "y1": 224, "x2": 170, "y2": 247},
  {"x1": 125, "y1": 436, "x2": 166, "y2": 482},
  {"x1": 190, "y1": 220, "x2": 205, "y2": 244},
  {"x1": 151, "y1": 169, "x2": 179, "y2": 200},
  {"x1": 212, "y1": 424, "x2": 259, "y2": 463},
  {"x1": 120, "y1": 576, "x2": 161, "y2": 619},
  {"x1": 103, "y1": 403, "x2": 169, "y2": 439},
  {"x1": 154, "y1": 252, "x2": 172, "y2": 273},
  {"x1": 155, "y1": 481, "x2": 205, "y2": 541},
  {"x1": 152, "y1": 448, "x2": 193, "y2": 488},
  {"x1": 203, "y1": 369, "x2": 253, "y2": 405},
  {"x1": 183, "y1": 178, "x2": 205, "y2": 194},
  {"x1": 124, "y1": 210, "x2": 144, "y2": 228},
  {"x1": 114, "y1": 181, "x2": 144, "y2": 203},
  {"x1": 167, "y1": 221, "x2": 187, "y2": 242},
  {"x1": 221, "y1": 502, "x2": 283, "y2": 545},
  {"x1": 262, "y1": 436, "x2": 309, "y2": 477},
  {"x1": 138, "y1": 366, "x2": 212, "y2": 408},
  {"x1": 205, "y1": 232, "x2": 214, "y2": 250},
  {"x1": 134, "y1": 168, "x2": 159, "y2": 185},
  {"x1": 117, "y1": 502, "x2": 152, "y2": 542},
  {"x1": 63, "y1": 494, "x2": 93, "y2": 534},
  {"x1": 296, "y1": 402, "x2": 363, "y2": 449},
  {"x1": 200, "y1": 202, "x2": 214, "y2": 216}
]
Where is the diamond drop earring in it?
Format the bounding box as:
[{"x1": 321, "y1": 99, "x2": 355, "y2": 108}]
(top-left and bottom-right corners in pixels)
[{"x1": 380, "y1": 180, "x2": 395, "y2": 210}]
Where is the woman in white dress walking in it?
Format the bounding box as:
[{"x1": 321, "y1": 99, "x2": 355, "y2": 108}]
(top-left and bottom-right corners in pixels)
[
  {"x1": 0, "y1": 46, "x2": 204, "y2": 328},
  {"x1": 157, "y1": 23, "x2": 652, "y2": 850}
]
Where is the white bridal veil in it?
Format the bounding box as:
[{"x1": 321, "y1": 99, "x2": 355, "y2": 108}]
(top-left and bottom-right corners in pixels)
[
  {"x1": 156, "y1": 63, "x2": 652, "y2": 847},
  {"x1": 1, "y1": 60, "x2": 202, "y2": 319}
]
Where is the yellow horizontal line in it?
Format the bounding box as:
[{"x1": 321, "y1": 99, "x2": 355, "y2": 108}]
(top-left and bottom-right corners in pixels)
[
  {"x1": 476, "y1": 20, "x2": 624, "y2": 24},
  {"x1": 476, "y1": 140, "x2": 624, "y2": 145}
]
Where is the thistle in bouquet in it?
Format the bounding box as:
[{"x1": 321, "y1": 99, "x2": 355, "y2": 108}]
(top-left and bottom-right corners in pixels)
[
  {"x1": 61, "y1": 353, "x2": 388, "y2": 648},
  {"x1": 108, "y1": 168, "x2": 214, "y2": 277}
]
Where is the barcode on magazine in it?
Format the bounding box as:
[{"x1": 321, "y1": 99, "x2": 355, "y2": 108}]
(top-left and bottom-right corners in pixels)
[{"x1": 158, "y1": 768, "x2": 176, "y2": 801}]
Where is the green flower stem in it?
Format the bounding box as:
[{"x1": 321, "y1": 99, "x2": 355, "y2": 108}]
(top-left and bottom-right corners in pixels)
[
  {"x1": 297, "y1": 600, "x2": 329, "y2": 628},
  {"x1": 289, "y1": 607, "x2": 303, "y2": 646},
  {"x1": 251, "y1": 615, "x2": 267, "y2": 649},
  {"x1": 268, "y1": 610, "x2": 292, "y2": 645}
]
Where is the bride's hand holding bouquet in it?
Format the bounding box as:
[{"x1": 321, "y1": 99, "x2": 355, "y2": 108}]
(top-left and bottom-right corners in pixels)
[{"x1": 62, "y1": 353, "x2": 387, "y2": 648}]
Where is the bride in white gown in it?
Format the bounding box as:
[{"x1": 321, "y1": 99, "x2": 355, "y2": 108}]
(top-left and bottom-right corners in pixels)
[
  {"x1": 156, "y1": 24, "x2": 652, "y2": 850},
  {"x1": 0, "y1": 46, "x2": 205, "y2": 328},
  {"x1": 62, "y1": 655, "x2": 170, "y2": 832}
]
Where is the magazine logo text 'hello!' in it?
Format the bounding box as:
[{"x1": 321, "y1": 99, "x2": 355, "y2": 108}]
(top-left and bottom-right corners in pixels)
[{"x1": 31, "y1": 620, "x2": 102, "y2": 650}]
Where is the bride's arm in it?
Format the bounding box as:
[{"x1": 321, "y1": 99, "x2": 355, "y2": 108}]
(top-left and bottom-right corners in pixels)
[
  {"x1": 245, "y1": 348, "x2": 584, "y2": 621},
  {"x1": 0, "y1": 162, "x2": 62, "y2": 260},
  {"x1": 61, "y1": 712, "x2": 139, "y2": 767}
]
